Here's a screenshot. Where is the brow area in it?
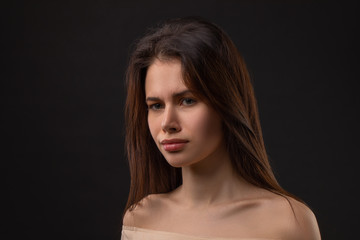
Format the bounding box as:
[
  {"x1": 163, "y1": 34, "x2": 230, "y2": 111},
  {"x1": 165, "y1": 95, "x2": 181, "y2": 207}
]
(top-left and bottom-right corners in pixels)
[{"x1": 145, "y1": 90, "x2": 193, "y2": 103}]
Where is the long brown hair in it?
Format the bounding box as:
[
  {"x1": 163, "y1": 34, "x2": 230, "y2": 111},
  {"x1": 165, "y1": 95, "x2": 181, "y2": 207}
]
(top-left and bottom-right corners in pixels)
[{"x1": 124, "y1": 17, "x2": 298, "y2": 213}]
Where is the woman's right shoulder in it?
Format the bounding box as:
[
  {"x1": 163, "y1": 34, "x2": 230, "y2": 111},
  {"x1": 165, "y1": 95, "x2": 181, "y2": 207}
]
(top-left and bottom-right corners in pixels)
[{"x1": 123, "y1": 193, "x2": 168, "y2": 227}]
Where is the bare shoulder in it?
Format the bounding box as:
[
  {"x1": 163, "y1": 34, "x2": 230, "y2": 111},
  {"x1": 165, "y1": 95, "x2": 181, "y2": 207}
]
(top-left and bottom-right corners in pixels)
[
  {"x1": 256, "y1": 192, "x2": 321, "y2": 240},
  {"x1": 123, "y1": 193, "x2": 169, "y2": 228},
  {"x1": 285, "y1": 197, "x2": 321, "y2": 239}
]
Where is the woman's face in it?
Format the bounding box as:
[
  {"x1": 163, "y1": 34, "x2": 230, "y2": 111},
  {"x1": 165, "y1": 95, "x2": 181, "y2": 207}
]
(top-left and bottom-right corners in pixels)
[{"x1": 145, "y1": 59, "x2": 225, "y2": 168}]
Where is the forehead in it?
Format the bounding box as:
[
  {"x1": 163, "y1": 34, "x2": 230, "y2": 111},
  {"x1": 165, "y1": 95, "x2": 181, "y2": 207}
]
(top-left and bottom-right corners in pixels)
[{"x1": 145, "y1": 59, "x2": 188, "y2": 96}]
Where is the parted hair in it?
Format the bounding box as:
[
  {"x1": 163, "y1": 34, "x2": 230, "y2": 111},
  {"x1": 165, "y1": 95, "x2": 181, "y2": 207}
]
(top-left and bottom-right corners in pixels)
[{"x1": 124, "y1": 17, "x2": 298, "y2": 213}]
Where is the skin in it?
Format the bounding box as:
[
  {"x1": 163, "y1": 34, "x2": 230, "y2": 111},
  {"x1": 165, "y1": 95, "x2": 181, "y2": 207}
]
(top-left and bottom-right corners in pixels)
[{"x1": 123, "y1": 59, "x2": 321, "y2": 239}]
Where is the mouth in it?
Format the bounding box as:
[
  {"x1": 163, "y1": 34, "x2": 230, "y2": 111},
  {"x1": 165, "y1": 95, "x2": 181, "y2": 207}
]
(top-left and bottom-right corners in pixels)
[{"x1": 160, "y1": 139, "x2": 189, "y2": 152}]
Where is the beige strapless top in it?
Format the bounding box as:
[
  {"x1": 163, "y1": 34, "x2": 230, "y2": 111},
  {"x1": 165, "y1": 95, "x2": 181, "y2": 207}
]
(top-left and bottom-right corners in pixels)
[{"x1": 121, "y1": 226, "x2": 279, "y2": 240}]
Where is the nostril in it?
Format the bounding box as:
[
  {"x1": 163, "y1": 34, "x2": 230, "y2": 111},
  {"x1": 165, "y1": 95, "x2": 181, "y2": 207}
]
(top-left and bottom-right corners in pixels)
[
  {"x1": 161, "y1": 108, "x2": 181, "y2": 133},
  {"x1": 162, "y1": 124, "x2": 180, "y2": 133}
]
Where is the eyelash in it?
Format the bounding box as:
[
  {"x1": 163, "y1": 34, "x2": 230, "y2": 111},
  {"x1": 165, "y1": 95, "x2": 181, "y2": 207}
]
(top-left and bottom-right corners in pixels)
[
  {"x1": 181, "y1": 98, "x2": 196, "y2": 106},
  {"x1": 148, "y1": 98, "x2": 197, "y2": 111},
  {"x1": 148, "y1": 103, "x2": 163, "y2": 110}
]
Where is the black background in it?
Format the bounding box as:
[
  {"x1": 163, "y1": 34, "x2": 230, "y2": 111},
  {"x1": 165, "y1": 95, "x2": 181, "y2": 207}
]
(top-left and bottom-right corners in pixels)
[{"x1": 3, "y1": 1, "x2": 359, "y2": 239}]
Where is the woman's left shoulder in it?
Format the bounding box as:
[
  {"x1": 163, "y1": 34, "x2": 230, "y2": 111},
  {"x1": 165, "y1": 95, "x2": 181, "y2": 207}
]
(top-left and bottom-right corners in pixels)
[{"x1": 259, "y1": 192, "x2": 321, "y2": 240}]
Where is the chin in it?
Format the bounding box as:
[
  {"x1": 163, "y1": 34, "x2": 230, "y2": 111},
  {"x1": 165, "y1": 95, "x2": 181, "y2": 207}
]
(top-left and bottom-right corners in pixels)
[
  {"x1": 167, "y1": 162, "x2": 183, "y2": 168},
  {"x1": 165, "y1": 157, "x2": 199, "y2": 168},
  {"x1": 163, "y1": 154, "x2": 192, "y2": 168},
  {"x1": 165, "y1": 159, "x2": 187, "y2": 168}
]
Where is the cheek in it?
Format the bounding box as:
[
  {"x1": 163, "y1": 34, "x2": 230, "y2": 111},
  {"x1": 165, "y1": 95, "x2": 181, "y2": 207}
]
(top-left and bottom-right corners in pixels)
[
  {"x1": 148, "y1": 115, "x2": 160, "y2": 141},
  {"x1": 191, "y1": 109, "x2": 223, "y2": 141}
]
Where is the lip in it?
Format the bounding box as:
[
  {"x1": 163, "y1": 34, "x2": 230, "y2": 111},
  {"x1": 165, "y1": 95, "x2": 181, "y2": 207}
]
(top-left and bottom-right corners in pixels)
[{"x1": 161, "y1": 139, "x2": 189, "y2": 152}]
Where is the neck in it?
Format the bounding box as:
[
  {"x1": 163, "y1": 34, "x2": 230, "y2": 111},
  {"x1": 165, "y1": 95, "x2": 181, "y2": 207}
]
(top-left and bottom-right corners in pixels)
[{"x1": 176, "y1": 144, "x2": 249, "y2": 207}]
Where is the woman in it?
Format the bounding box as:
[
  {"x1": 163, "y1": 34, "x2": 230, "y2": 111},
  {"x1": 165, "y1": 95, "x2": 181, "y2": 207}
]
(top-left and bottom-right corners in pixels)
[{"x1": 122, "y1": 17, "x2": 321, "y2": 239}]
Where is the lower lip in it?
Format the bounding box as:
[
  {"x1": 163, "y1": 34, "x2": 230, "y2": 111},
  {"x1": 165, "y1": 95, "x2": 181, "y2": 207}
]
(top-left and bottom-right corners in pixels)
[{"x1": 162, "y1": 142, "x2": 187, "y2": 152}]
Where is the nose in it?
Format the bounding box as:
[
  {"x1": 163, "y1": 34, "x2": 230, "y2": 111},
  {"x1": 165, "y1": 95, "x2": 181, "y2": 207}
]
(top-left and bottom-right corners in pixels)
[{"x1": 161, "y1": 106, "x2": 181, "y2": 133}]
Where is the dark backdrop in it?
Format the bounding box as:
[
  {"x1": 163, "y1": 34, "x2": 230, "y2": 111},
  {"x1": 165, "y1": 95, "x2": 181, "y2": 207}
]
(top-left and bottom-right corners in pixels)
[{"x1": 3, "y1": 1, "x2": 359, "y2": 239}]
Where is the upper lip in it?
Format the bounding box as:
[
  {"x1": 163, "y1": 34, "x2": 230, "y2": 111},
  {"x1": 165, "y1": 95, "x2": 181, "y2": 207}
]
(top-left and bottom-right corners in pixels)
[{"x1": 161, "y1": 139, "x2": 189, "y2": 144}]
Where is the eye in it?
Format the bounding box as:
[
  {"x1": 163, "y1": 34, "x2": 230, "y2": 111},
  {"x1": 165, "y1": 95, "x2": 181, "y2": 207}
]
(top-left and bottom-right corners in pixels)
[
  {"x1": 148, "y1": 103, "x2": 163, "y2": 110},
  {"x1": 181, "y1": 98, "x2": 196, "y2": 106}
]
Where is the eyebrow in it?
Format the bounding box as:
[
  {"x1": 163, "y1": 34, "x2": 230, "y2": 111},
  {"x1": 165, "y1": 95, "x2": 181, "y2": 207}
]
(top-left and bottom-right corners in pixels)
[{"x1": 145, "y1": 90, "x2": 192, "y2": 102}]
